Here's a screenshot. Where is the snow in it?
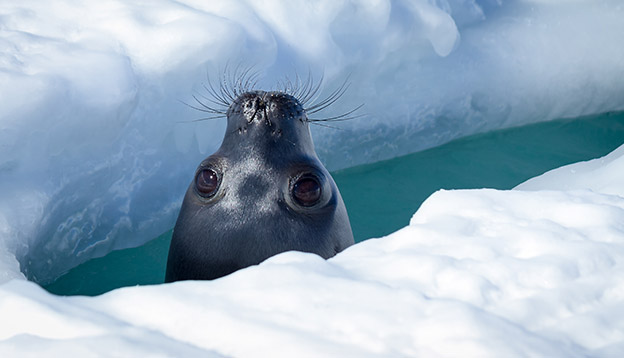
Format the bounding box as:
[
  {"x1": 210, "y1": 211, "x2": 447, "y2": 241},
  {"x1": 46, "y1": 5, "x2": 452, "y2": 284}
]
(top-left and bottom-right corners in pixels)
[
  {"x1": 1, "y1": 0, "x2": 624, "y2": 356},
  {"x1": 516, "y1": 144, "x2": 624, "y2": 196},
  {"x1": 1, "y1": 144, "x2": 624, "y2": 356}
]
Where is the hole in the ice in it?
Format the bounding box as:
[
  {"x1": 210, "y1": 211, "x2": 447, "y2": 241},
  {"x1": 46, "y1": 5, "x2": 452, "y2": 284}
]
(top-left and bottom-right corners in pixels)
[{"x1": 34, "y1": 111, "x2": 624, "y2": 296}]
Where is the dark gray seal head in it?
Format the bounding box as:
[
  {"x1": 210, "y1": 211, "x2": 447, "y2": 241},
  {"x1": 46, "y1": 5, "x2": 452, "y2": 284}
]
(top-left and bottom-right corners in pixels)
[{"x1": 165, "y1": 89, "x2": 354, "y2": 282}]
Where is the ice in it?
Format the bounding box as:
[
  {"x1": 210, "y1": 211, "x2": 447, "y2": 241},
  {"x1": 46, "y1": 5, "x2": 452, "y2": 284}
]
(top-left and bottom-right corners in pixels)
[
  {"x1": 516, "y1": 144, "x2": 624, "y2": 196},
  {"x1": 1, "y1": 0, "x2": 624, "y2": 355},
  {"x1": 1, "y1": 144, "x2": 624, "y2": 356}
]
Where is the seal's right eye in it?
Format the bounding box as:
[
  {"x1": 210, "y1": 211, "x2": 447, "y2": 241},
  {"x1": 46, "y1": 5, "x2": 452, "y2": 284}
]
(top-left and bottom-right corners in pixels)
[{"x1": 196, "y1": 169, "x2": 219, "y2": 197}]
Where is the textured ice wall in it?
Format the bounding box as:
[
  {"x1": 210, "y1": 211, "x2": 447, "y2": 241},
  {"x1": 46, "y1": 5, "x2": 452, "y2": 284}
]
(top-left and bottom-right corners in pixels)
[{"x1": 1, "y1": 0, "x2": 623, "y2": 282}]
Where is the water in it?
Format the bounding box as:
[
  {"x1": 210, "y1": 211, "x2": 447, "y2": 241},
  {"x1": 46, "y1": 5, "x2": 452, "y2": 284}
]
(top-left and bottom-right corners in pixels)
[{"x1": 44, "y1": 111, "x2": 624, "y2": 296}]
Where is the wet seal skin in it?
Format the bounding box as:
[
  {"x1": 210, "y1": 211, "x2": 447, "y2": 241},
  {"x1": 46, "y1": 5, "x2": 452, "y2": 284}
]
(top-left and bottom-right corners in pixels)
[{"x1": 165, "y1": 73, "x2": 356, "y2": 282}]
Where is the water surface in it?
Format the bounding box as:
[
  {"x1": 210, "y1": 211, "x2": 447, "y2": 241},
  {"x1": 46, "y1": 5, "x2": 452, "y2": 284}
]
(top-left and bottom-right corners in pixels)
[{"x1": 45, "y1": 111, "x2": 624, "y2": 296}]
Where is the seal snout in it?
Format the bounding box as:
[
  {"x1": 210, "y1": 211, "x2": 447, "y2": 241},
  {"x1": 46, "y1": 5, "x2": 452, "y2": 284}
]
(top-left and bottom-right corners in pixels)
[{"x1": 231, "y1": 91, "x2": 306, "y2": 128}]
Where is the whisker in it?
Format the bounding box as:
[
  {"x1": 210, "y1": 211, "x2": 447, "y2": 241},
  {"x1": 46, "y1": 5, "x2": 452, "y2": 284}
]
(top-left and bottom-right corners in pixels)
[
  {"x1": 242, "y1": 69, "x2": 261, "y2": 93},
  {"x1": 220, "y1": 66, "x2": 236, "y2": 102},
  {"x1": 192, "y1": 95, "x2": 227, "y2": 114},
  {"x1": 202, "y1": 80, "x2": 230, "y2": 107},
  {"x1": 305, "y1": 74, "x2": 351, "y2": 113},
  {"x1": 178, "y1": 98, "x2": 225, "y2": 115},
  {"x1": 308, "y1": 104, "x2": 365, "y2": 122},
  {"x1": 183, "y1": 66, "x2": 361, "y2": 130},
  {"x1": 177, "y1": 115, "x2": 227, "y2": 123},
  {"x1": 197, "y1": 90, "x2": 228, "y2": 110},
  {"x1": 308, "y1": 121, "x2": 347, "y2": 130},
  {"x1": 300, "y1": 72, "x2": 324, "y2": 105}
]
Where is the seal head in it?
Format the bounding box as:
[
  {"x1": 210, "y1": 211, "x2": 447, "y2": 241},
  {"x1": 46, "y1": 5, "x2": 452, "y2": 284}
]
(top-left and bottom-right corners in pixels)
[{"x1": 165, "y1": 90, "x2": 354, "y2": 282}]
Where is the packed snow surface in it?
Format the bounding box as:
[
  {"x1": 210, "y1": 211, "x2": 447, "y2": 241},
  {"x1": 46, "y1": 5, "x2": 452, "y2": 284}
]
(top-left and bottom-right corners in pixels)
[{"x1": 2, "y1": 144, "x2": 624, "y2": 357}]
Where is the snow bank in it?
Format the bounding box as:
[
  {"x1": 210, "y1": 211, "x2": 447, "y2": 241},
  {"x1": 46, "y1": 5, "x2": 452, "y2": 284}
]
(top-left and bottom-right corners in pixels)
[
  {"x1": 516, "y1": 143, "x2": 624, "y2": 195},
  {"x1": 1, "y1": 145, "x2": 624, "y2": 356}
]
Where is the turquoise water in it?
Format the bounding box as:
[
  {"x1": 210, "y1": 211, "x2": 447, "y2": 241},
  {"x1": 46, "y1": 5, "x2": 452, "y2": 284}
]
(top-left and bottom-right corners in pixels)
[{"x1": 44, "y1": 111, "x2": 624, "y2": 296}]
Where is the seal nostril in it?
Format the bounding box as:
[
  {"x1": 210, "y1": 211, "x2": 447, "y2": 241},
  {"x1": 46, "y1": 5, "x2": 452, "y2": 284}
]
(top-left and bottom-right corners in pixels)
[{"x1": 271, "y1": 128, "x2": 282, "y2": 137}]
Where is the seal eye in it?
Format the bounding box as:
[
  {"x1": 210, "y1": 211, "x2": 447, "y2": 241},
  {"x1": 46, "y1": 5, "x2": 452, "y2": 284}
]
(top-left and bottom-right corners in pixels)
[
  {"x1": 292, "y1": 176, "x2": 321, "y2": 207},
  {"x1": 196, "y1": 169, "x2": 219, "y2": 197}
]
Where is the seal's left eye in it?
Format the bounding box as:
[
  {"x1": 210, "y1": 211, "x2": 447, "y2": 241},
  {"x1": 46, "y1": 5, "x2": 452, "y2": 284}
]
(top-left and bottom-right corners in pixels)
[
  {"x1": 292, "y1": 176, "x2": 321, "y2": 207},
  {"x1": 196, "y1": 169, "x2": 219, "y2": 197}
]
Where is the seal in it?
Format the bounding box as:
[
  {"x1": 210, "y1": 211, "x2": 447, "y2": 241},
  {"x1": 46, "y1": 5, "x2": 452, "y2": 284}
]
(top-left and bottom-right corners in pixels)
[{"x1": 165, "y1": 89, "x2": 354, "y2": 282}]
